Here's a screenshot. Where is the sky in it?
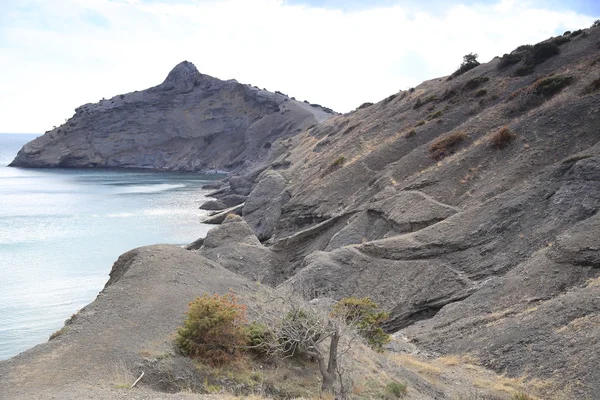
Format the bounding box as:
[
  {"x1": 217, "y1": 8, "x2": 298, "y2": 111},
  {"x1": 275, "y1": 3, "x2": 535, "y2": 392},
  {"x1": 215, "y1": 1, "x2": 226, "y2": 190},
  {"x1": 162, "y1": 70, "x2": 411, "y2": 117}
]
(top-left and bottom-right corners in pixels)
[{"x1": 0, "y1": 0, "x2": 598, "y2": 133}]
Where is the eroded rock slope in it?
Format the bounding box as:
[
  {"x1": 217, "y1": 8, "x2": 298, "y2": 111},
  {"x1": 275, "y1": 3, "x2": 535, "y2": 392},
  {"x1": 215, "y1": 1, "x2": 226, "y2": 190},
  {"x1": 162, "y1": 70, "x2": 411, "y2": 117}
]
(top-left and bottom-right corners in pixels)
[{"x1": 205, "y1": 25, "x2": 600, "y2": 397}]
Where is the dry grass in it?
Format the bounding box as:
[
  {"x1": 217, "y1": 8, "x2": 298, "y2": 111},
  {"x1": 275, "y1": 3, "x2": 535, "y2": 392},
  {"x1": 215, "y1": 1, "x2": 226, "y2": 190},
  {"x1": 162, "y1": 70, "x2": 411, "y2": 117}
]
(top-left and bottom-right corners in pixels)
[
  {"x1": 112, "y1": 360, "x2": 136, "y2": 389},
  {"x1": 429, "y1": 131, "x2": 468, "y2": 159},
  {"x1": 490, "y1": 126, "x2": 516, "y2": 149},
  {"x1": 390, "y1": 354, "x2": 441, "y2": 377}
]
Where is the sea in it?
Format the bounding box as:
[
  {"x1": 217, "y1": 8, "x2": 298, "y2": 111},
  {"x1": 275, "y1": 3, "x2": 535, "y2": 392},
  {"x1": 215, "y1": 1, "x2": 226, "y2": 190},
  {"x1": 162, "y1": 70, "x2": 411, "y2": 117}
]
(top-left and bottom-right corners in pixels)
[{"x1": 0, "y1": 133, "x2": 222, "y2": 360}]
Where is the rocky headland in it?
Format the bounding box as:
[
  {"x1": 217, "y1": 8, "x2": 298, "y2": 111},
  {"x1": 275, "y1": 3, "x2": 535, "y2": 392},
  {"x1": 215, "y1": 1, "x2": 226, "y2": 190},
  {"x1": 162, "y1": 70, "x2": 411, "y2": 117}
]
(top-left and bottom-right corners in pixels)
[
  {"x1": 3, "y1": 24, "x2": 600, "y2": 399},
  {"x1": 9, "y1": 61, "x2": 335, "y2": 172}
]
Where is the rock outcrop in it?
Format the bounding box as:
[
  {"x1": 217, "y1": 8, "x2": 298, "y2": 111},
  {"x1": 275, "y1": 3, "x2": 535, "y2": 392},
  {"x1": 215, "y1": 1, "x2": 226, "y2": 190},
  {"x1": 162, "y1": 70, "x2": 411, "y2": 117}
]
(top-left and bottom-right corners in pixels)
[
  {"x1": 9, "y1": 61, "x2": 335, "y2": 172},
  {"x1": 202, "y1": 25, "x2": 600, "y2": 397}
]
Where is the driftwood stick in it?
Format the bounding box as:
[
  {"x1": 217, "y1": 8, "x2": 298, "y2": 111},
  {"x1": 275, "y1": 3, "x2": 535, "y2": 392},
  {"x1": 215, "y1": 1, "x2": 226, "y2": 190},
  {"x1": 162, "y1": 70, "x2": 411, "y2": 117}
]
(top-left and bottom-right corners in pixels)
[{"x1": 131, "y1": 371, "x2": 144, "y2": 388}]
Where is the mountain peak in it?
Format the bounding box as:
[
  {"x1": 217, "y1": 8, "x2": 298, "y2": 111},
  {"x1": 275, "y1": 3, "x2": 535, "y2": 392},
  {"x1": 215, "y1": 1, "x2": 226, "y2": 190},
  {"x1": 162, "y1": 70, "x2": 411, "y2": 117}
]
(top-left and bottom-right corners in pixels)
[{"x1": 158, "y1": 61, "x2": 202, "y2": 94}]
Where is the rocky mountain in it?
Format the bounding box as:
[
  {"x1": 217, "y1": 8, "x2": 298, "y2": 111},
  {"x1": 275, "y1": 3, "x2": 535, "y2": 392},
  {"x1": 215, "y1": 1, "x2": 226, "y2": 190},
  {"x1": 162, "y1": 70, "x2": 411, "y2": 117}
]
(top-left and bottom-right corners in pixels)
[
  {"x1": 201, "y1": 25, "x2": 600, "y2": 398},
  {"x1": 2, "y1": 24, "x2": 600, "y2": 400},
  {"x1": 9, "y1": 61, "x2": 335, "y2": 172}
]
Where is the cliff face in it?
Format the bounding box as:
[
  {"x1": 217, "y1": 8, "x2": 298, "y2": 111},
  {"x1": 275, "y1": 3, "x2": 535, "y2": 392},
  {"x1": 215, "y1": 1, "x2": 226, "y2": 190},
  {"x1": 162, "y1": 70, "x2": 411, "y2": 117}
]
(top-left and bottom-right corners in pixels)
[
  {"x1": 9, "y1": 61, "x2": 334, "y2": 172},
  {"x1": 204, "y1": 25, "x2": 600, "y2": 397}
]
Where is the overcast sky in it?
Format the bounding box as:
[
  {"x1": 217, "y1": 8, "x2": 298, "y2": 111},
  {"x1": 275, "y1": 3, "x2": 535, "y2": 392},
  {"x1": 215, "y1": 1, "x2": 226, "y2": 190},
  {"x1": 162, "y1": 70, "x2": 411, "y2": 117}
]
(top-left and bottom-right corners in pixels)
[{"x1": 1, "y1": 0, "x2": 598, "y2": 133}]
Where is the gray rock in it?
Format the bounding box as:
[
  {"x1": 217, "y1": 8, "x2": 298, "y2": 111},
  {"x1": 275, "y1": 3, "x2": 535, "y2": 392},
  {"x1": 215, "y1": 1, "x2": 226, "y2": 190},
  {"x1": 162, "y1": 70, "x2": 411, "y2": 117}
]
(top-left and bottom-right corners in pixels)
[
  {"x1": 199, "y1": 200, "x2": 226, "y2": 211},
  {"x1": 9, "y1": 62, "x2": 333, "y2": 173},
  {"x1": 243, "y1": 171, "x2": 288, "y2": 241},
  {"x1": 200, "y1": 203, "x2": 244, "y2": 225}
]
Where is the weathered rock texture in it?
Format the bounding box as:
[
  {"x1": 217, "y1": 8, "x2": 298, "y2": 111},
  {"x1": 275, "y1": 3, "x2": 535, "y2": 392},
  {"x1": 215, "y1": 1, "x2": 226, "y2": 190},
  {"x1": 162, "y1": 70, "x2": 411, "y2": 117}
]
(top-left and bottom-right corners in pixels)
[
  {"x1": 10, "y1": 61, "x2": 334, "y2": 172},
  {"x1": 203, "y1": 26, "x2": 600, "y2": 398}
]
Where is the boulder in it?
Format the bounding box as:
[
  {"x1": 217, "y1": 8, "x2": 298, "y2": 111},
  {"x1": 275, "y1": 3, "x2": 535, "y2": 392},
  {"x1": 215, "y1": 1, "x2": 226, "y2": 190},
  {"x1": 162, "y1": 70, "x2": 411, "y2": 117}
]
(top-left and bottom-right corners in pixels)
[{"x1": 243, "y1": 171, "x2": 289, "y2": 241}]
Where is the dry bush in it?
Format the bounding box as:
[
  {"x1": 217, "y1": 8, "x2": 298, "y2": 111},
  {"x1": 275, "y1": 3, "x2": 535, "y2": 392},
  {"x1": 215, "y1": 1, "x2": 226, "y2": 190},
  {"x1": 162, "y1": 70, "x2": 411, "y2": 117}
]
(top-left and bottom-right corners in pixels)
[
  {"x1": 507, "y1": 75, "x2": 574, "y2": 113},
  {"x1": 176, "y1": 293, "x2": 248, "y2": 366},
  {"x1": 429, "y1": 131, "x2": 468, "y2": 159},
  {"x1": 490, "y1": 126, "x2": 515, "y2": 149}
]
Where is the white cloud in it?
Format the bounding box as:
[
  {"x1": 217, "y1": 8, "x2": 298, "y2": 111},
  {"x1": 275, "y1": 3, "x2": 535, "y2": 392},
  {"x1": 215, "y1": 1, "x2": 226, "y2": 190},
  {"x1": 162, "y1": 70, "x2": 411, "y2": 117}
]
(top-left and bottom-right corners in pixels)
[{"x1": 0, "y1": 0, "x2": 595, "y2": 132}]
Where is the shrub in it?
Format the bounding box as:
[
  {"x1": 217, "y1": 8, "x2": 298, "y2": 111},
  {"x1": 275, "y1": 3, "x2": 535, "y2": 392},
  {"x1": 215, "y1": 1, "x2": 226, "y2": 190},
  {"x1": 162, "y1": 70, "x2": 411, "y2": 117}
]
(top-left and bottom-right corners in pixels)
[
  {"x1": 384, "y1": 94, "x2": 398, "y2": 104},
  {"x1": 176, "y1": 293, "x2": 248, "y2": 365},
  {"x1": 451, "y1": 53, "x2": 480, "y2": 78},
  {"x1": 429, "y1": 131, "x2": 467, "y2": 159},
  {"x1": 570, "y1": 29, "x2": 583, "y2": 37},
  {"x1": 533, "y1": 75, "x2": 574, "y2": 97},
  {"x1": 463, "y1": 76, "x2": 489, "y2": 91},
  {"x1": 553, "y1": 36, "x2": 571, "y2": 46},
  {"x1": 406, "y1": 129, "x2": 417, "y2": 138},
  {"x1": 475, "y1": 89, "x2": 487, "y2": 97},
  {"x1": 490, "y1": 126, "x2": 515, "y2": 149},
  {"x1": 593, "y1": 20, "x2": 600, "y2": 28},
  {"x1": 498, "y1": 53, "x2": 523, "y2": 69},
  {"x1": 563, "y1": 30, "x2": 571, "y2": 35},
  {"x1": 386, "y1": 381, "x2": 408, "y2": 398},
  {"x1": 243, "y1": 321, "x2": 271, "y2": 356},
  {"x1": 415, "y1": 120, "x2": 425, "y2": 127},
  {"x1": 358, "y1": 102, "x2": 373, "y2": 110},
  {"x1": 514, "y1": 44, "x2": 532, "y2": 52},
  {"x1": 507, "y1": 75, "x2": 574, "y2": 113},
  {"x1": 530, "y1": 42, "x2": 560, "y2": 64},
  {"x1": 332, "y1": 297, "x2": 390, "y2": 352}
]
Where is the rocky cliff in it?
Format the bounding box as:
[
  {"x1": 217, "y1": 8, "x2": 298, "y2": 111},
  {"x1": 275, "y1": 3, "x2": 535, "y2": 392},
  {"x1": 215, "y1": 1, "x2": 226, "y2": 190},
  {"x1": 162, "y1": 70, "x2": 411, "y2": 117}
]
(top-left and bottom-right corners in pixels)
[
  {"x1": 9, "y1": 61, "x2": 334, "y2": 172},
  {"x1": 203, "y1": 25, "x2": 600, "y2": 398}
]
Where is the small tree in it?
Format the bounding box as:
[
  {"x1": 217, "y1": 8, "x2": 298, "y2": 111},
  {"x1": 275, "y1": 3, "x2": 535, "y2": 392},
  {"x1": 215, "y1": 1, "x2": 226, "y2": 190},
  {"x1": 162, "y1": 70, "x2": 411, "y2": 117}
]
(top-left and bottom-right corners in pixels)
[
  {"x1": 451, "y1": 53, "x2": 480, "y2": 78},
  {"x1": 253, "y1": 288, "x2": 359, "y2": 396},
  {"x1": 176, "y1": 293, "x2": 248, "y2": 365},
  {"x1": 331, "y1": 297, "x2": 390, "y2": 352},
  {"x1": 592, "y1": 19, "x2": 599, "y2": 28}
]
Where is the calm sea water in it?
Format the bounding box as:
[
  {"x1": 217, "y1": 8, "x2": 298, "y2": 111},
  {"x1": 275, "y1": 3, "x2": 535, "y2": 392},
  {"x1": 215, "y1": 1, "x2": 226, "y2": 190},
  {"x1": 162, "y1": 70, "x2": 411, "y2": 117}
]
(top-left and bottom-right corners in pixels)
[{"x1": 0, "y1": 133, "x2": 221, "y2": 360}]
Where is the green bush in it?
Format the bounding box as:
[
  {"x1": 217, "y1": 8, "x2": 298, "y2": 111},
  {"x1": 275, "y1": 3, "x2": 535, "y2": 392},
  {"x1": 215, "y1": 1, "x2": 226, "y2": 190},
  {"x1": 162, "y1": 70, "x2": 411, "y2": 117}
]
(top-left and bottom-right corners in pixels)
[
  {"x1": 176, "y1": 293, "x2": 248, "y2": 365},
  {"x1": 533, "y1": 75, "x2": 575, "y2": 97},
  {"x1": 358, "y1": 102, "x2": 374, "y2": 110},
  {"x1": 332, "y1": 297, "x2": 390, "y2": 352},
  {"x1": 570, "y1": 29, "x2": 583, "y2": 37},
  {"x1": 243, "y1": 321, "x2": 271, "y2": 356},
  {"x1": 507, "y1": 75, "x2": 574, "y2": 113},
  {"x1": 451, "y1": 53, "x2": 480, "y2": 78},
  {"x1": 386, "y1": 381, "x2": 408, "y2": 398},
  {"x1": 498, "y1": 53, "x2": 523, "y2": 69},
  {"x1": 475, "y1": 89, "x2": 487, "y2": 97},
  {"x1": 530, "y1": 42, "x2": 560, "y2": 64},
  {"x1": 553, "y1": 36, "x2": 571, "y2": 46}
]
